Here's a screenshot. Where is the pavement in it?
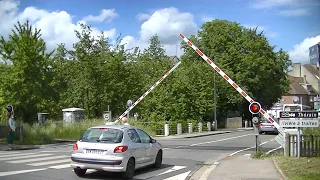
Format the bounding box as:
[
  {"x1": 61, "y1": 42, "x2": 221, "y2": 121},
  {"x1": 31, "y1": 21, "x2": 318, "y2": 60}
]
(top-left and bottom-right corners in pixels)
[
  {"x1": 191, "y1": 154, "x2": 283, "y2": 180},
  {"x1": 0, "y1": 129, "x2": 283, "y2": 180}
]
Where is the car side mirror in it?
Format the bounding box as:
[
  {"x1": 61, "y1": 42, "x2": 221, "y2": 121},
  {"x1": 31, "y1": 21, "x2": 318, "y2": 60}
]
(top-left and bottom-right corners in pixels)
[{"x1": 151, "y1": 138, "x2": 157, "y2": 143}]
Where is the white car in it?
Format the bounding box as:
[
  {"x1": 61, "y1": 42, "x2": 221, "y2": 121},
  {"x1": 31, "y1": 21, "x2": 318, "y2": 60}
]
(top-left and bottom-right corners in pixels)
[{"x1": 70, "y1": 125, "x2": 163, "y2": 179}]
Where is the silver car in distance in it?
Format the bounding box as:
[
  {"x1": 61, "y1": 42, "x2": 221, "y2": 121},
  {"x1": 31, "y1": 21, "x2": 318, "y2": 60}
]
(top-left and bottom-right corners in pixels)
[{"x1": 70, "y1": 125, "x2": 163, "y2": 179}]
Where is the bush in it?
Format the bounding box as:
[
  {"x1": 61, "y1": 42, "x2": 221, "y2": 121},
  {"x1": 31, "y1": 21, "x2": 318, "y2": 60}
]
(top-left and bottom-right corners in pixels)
[{"x1": 20, "y1": 119, "x2": 104, "y2": 145}]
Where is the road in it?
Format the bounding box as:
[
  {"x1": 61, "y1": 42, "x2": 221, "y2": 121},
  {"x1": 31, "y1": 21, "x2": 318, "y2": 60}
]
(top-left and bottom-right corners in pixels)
[{"x1": 0, "y1": 130, "x2": 281, "y2": 180}]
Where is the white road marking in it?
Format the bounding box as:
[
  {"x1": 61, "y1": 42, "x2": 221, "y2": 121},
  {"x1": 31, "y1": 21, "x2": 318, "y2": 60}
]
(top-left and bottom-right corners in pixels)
[
  {"x1": 7, "y1": 155, "x2": 68, "y2": 163},
  {"x1": 163, "y1": 170, "x2": 191, "y2": 180},
  {"x1": 49, "y1": 164, "x2": 71, "y2": 169},
  {"x1": 0, "y1": 168, "x2": 46, "y2": 177},
  {"x1": 190, "y1": 134, "x2": 253, "y2": 146},
  {"x1": 1, "y1": 154, "x2": 53, "y2": 161},
  {"x1": 28, "y1": 159, "x2": 71, "y2": 166},
  {"x1": 133, "y1": 165, "x2": 186, "y2": 179},
  {"x1": 40, "y1": 150, "x2": 72, "y2": 153},
  {"x1": 158, "y1": 166, "x2": 186, "y2": 176},
  {"x1": 266, "y1": 146, "x2": 283, "y2": 155},
  {"x1": 0, "y1": 153, "x2": 37, "y2": 158},
  {"x1": 163, "y1": 148, "x2": 170, "y2": 150},
  {"x1": 0, "y1": 151, "x2": 23, "y2": 155},
  {"x1": 228, "y1": 139, "x2": 273, "y2": 156},
  {"x1": 199, "y1": 162, "x2": 219, "y2": 180}
]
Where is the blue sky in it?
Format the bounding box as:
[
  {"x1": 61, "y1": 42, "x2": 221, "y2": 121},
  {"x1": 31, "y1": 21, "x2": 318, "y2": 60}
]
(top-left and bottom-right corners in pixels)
[{"x1": 1, "y1": 0, "x2": 320, "y2": 63}]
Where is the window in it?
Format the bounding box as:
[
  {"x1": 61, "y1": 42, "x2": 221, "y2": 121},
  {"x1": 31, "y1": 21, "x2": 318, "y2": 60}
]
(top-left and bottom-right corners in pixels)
[
  {"x1": 127, "y1": 129, "x2": 141, "y2": 143},
  {"x1": 136, "y1": 129, "x2": 151, "y2": 144},
  {"x1": 80, "y1": 128, "x2": 123, "y2": 143}
]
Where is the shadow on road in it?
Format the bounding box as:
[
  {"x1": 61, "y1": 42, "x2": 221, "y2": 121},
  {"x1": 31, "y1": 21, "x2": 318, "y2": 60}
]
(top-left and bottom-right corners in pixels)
[{"x1": 79, "y1": 164, "x2": 174, "y2": 180}]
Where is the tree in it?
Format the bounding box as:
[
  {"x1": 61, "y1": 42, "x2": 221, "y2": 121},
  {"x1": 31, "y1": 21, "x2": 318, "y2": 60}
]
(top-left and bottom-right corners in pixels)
[
  {"x1": 181, "y1": 19, "x2": 291, "y2": 122},
  {"x1": 0, "y1": 21, "x2": 54, "y2": 122}
]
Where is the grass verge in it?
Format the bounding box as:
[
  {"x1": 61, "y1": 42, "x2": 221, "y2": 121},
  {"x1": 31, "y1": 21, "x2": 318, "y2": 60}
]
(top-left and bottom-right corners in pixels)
[
  {"x1": 13, "y1": 118, "x2": 166, "y2": 145},
  {"x1": 274, "y1": 156, "x2": 320, "y2": 180}
]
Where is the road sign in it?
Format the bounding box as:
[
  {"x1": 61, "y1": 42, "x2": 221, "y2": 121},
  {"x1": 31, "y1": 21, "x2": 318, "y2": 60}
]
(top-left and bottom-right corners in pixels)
[
  {"x1": 280, "y1": 119, "x2": 319, "y2": 128},
  {"x1": 274, "y1": 133, "x2": 285, "y2": 147},
  {"x1": 280, "y1": 111, "x2": 318, "y2": 118},
  {"x1": 179, "y1": 34, "x2": 285, "y2": 143},
  {"x1": 252, "y1": 117, "x2": 259, "y2": 124},
  {"x1": 103, "y1": 111, "x2": 111, "y2": 122}
]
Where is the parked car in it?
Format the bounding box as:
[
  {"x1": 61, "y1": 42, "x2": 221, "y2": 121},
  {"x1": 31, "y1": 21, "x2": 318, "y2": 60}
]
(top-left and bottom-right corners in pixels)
[
  {"x1": 70, "y1": 125, "x2": 163, "y2": 179},
  {"x1": 258, "y1": 118, "x2": 279, "y2": 135}
]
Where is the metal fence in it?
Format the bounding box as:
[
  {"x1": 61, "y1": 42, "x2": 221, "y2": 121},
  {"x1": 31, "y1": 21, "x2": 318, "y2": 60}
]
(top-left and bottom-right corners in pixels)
[{"x1": 288, "y1": 134, "x2": 320, "y2": 157}]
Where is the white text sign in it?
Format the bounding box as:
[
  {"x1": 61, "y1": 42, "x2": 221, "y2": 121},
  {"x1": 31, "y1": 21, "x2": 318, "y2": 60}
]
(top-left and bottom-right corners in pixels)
[{"x1": 280, "y1": 120, "x2": 319, "y2": 128}]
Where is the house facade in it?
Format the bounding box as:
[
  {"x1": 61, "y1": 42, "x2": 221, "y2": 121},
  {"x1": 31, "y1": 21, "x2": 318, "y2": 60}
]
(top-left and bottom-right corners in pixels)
[{"x1": 284, "y1": 63, "x2": 320, "y2": 109}]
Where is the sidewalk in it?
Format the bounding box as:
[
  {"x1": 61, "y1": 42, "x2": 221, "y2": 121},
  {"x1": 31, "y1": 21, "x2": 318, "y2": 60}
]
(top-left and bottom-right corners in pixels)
[
  {"x1": 0, "y1": 144, "x2": 40, "y2": 151},
  {"x1": 197, "y1": 155, "x2": 283, "y2": 180}
]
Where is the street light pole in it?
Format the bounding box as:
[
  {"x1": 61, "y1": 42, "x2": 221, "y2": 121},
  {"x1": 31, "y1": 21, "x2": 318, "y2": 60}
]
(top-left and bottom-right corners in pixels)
[{"x1": 214, "y1": 69, "x2": 217, "y2": 130}]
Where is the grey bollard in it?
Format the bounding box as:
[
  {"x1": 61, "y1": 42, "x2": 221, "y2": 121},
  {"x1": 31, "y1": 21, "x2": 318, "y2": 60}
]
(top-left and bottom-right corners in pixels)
[
  {"x1": 188, "y1": 123, "x2": 193, "y2": 133},
  {"x1": 177, "y1": 123, "x2": 182, "y2": 135},
  {"x1": 198, "y1": 122, "x2": 202, "y2": 133},
  {"x1": 164, "y1": 123, "x2": 169, "y2": 136},
  {"x1": 207, "y1": 122, "x2": 211, "y2": 131},
  {"x1": 245, "y1": 121, "x2": 248, "y2": 128}
]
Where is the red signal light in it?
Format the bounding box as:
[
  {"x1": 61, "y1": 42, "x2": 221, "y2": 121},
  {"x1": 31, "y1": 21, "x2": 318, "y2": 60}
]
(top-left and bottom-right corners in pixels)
[{"x1": 249, "y1": 102, "x2": 261, "y2": 114}]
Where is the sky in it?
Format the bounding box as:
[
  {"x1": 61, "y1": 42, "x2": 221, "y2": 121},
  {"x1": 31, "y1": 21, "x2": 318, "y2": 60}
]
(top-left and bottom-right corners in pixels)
[{"x1": 0, "y1": 0, "x2": 320, "y2": 64}]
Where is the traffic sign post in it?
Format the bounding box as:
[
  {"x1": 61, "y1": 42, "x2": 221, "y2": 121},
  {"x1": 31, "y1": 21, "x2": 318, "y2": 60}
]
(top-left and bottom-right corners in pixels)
[
  {"x1": 279, "y1": 110, "x2": 319, "y2": 158},
  {"x1": 252, "y1": 116, "x2": 260, "y2": 153},
  {"x1": 179, "y1": 34, "x2": 285, "y2": 146}
]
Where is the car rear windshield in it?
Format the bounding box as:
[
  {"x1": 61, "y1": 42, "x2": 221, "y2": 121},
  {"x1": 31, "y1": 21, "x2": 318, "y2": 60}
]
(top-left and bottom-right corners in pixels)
[{"x1": 80, "y1": 128, "x2": 123, "y2": 143}]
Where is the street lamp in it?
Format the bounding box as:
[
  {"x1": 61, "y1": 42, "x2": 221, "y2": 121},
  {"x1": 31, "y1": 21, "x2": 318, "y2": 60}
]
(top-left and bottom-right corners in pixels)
[{"x1": 213, "y1": 60, "x2": 217, "y2": 130}]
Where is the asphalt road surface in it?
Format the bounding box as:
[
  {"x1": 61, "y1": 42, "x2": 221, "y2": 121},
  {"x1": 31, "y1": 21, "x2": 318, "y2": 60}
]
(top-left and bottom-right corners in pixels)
[{"x1": 0, "y1": 130, "x2": 280, "y2": 180}]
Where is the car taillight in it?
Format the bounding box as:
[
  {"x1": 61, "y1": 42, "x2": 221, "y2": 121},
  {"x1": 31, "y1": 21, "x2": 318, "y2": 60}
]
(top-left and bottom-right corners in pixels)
[
  {"x1": 114, "y1": 146, "x2": 128, "y2": 153},
  {"x1": 73, "y1": 143, "x2": 78, "y2": 150},
  {"x1": 258, "y1": 123, "x2": 262, "y2": 127}
]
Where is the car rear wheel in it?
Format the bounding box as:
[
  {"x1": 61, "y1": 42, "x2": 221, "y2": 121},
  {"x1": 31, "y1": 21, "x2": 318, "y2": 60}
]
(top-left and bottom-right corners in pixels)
[
  {"x1": 153, "y1": 150, "x2": 162, "y2": 168},
  {"x1": 122, "y1": 158, "x2": 135, "y2": 179},
  {"x1": 74, "y1": 168, "x2": 86, "y2": 177},
  {"x1": 259, "y1": 131, "x2": 263, "y2": 134}
]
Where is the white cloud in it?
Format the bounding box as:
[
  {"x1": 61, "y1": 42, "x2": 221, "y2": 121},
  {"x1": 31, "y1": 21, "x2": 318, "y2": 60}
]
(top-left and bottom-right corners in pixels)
[
  {"x1": 289, "y1": 35, "x2": 320, "y2": 63},
  {"x1": 250, "y1": 0, "x2": 298, "y2": 9},
  {"x1": 82, "y1": 8, "x2": 118, "y2": 23},
  {"x1": 121, "y1": 7, "x2": 198, "y2": 56},
  {"x1": 249, "y1": 0, "x2": 320, "y2": 16},
  {"x1": 136, "y1": 13, "x2": 150, "y2": 21},
  {"x1": 279, "y1": 8, "x2": 309, "y2": 16},
  {"x1": 243, "y1": 24, "x2": 279, "y2": 39},
  {"x1": 0, "y1": 0, "x2": 117, "y2": 53}
]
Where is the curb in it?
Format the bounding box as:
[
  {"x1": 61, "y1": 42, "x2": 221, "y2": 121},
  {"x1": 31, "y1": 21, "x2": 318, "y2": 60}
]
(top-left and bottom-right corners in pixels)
[
  {"x1": 157, "y1": 129, "x2": 251, "y2": 139},
  {"x1": 0, "y1": 145, "x2": 40, "y2": 151},
  {"x1": 187, "y1": 162, "x2": 220, "y2": 180},
  {"x1": 272, "y1": 157, "x2": 288, "y2": 180}
]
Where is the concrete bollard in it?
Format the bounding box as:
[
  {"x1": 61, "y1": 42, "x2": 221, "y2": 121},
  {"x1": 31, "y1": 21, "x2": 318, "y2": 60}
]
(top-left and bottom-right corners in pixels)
[
  {"x1": 164, "y1": 123, "x2": 169, "y2": 136},
  {"x1": 245, "y1": 121, "x2": 248, "y2": 128},
  {"x1": 188, "y1": 123, "x2": 193, "y2": 133},
  {"x1": 207, "y1": 122, "x2": 211, "y2": 131},
  {"x1": 177, "y1": 123, "x2": 182, "y2": 135},
  {"x1": 198, "y1": 122, "x2": 202, "y2": 133}
]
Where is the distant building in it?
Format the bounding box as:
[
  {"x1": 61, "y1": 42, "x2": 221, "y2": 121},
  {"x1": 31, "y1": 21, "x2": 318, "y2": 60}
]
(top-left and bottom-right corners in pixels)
[
  {"x1": 285, "y1": 63, "x2": 320, "y2": 109},
  {"x1": 309, "y1": 42, "x2": 320, "y2": 66}
]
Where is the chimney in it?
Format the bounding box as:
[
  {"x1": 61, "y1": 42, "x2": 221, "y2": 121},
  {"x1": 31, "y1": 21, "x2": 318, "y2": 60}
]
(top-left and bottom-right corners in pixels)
[{"x1": 304, "y1": 74, "x2": 307, "y2": 84}]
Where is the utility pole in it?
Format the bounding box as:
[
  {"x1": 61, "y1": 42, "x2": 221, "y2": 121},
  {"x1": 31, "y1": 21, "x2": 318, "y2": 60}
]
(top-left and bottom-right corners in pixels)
[{"x1": 214, "y1": 66, "x2": 217, "y2": 130}]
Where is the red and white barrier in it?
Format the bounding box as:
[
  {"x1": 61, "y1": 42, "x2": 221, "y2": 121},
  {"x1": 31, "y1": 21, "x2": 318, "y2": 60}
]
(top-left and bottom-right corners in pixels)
[
  {"x1": 179, "y1": 33, "x2": 284, "y2": 135},
  {"x1": 109, "y1": 61, "x2": 182, "y2": 125}
]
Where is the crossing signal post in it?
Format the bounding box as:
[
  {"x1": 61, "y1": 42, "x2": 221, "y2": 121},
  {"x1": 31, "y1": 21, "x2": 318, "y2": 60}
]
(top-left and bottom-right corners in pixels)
[{"x1": 249, "y1": 102, "x2": 261, "y2": 153}]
